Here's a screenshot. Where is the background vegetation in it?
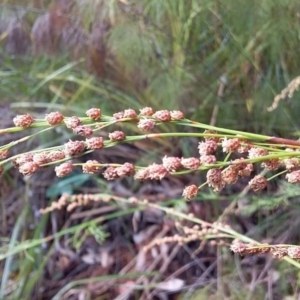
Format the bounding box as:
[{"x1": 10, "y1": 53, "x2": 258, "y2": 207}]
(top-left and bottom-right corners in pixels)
[{"x1": 1, "y1": 0, "x2": 300, "y2": 299}]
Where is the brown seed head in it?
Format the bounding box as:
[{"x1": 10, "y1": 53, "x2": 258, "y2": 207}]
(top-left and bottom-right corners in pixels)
[
  {"x1": 203, "y1": 130, "x2": 220, "y2": 143},
  {"x1": 103, "y1": 166, "x2": 118, "y2": 180},
  {"x1": 85, "y1": 137, "x2": 104, "y2": 150},
  {"x1": 139, "y1": 107, "x2": 154, "y2": 116},
  {"x1": 116, "y1": 162, "x2": 135, "y2": 177},
  {"x1": 33, "y1": 152, "x2": 49, "y2": 165},
  {"x1": 238, "y1": 163, "x2": 254, "y2": 177},
  {"x1": 73, "y1": 125, "x2": 94, "y2": 137},
  {"x1": 282, "y1": 158, "x2": 299, "y2": 171},
  {"x1": 147, "y1": 163, "x2": 169, "y2": 180},
  {"x1": 64, "y1": 116, "x2": 82, "y2": 129},
  {"x1": 47, "y1": 150, "x2": 65, "y2": 162},
  {"x1": 0, "y1": 149, "x2": 9, "y2": 160},
  {"x1": 221, "y1": 166, "x2": 238, "y2": 184},
  {"x1": 15, "y1": 153, "x2": 34, "y2": 166},
  {"x1": 248, "y1": 147, "x2": 268, "y2": 159},
  {"x1": 198, "y1": 140, "x2": 218, "y2": 155},
  {"x1": 45, "y1": 111, "x2": 64, "y2": 125},
  {"x1": 237, "y1": 140, "x2": 252, "y2": 153},
  {"x1": 13, "y1": 114, "x2": 34, "y2": 128},
  {"x1": 134, "y1": 168, "x2": 150, "y2": 181},
  {"x1": 109, "y1": 131, "x2": 126, "y2": 141},
  {"x1": 86, "y1": 108, "x2": 102, "y2": 120},
  {"x1": 152, "y1": 110, "x2": 171, "y2": 122},
  {"x1": 55, "y1": 162, "x2": 73, "y2": 177},
  {"x1": 230, "y1": 240, "x2": 248, "y2": 255},
  {"x1": 123, "y1": 109, "x2": 137, "y2": 118},
  {"x1": 261, "y1": 158, "x2": 280, "y2": 171},
  {"x1": 64, "y1": 140, "x2": 86, "y2": 156},
  {"x1": 222, "y1": 138, "x2": 240, "y2": 153},
  {"x1": 162, "y1": 156, "x2": 182, "y2": 172},
  {"x1": 231, "y1": 158, "x2": 253, "y2": 177},
  {"x1": 287, "y1": 246, "x2": 300, "y2": 259},
  {"x1": 82, "y1": 160, "x2": 102, "y2": 174},
  {"x1": 19, "y1": 161, "x2": 39, "y2": 175},
  {"x1": 286, "y1": 170, "x2": 300, "y2": 183},
  {"x1": 270, "y1": 247, "x2": 288, "y2": 259},
  {"x1": 231, "y1": 158, "x2": 247, "y2": 171},
  {"x1": 181, "y1": 157, "x2": 200, "y2": 169},
  {"x1": 170, "y1": 110, "x2": 184, "y2": 120},
  {"x1": 182, "y1": 184, "x2": 198, "y2": 200},
  {"x1": 137, "y1": 119, "x2": 155, "y2": 131},
  {"x1": 200, "y1": 155, "x2": 216, "y2": 165},
  {"x1": 113, "y1": 111, "x2": 125, "y2": 120},
  {"x1": 206, "y1": 168, "x2": 225, "y2": 192},
  {"x1": 248, "y1": 175, "x2": 268, "y2": 192}
]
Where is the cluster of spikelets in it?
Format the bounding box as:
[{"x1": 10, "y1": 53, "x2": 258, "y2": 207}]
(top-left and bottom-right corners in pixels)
[
  {"x1": 231, "y1": 240, "x2": 300, "y2": 259},
  {"x1": 1, "y1": 107, "x2": 300, "y2": 202},
  {"x1": 142, "y1": 219, "x2": 230, "y2": 252}
]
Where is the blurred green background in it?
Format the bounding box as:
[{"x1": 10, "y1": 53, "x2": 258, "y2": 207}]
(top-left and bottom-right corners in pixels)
[{"x1": 1, "y1": 0, "x2": 300, "y2": 135}]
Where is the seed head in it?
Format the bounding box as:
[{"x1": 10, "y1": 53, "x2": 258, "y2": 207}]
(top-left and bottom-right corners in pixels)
[
  {"x1": 123, "y1": 109, "x2": 137, "y2": 118},
  {"x1": 237, "y1": 140, "x2": 252, "y2": 153},
  {"x1": 200, "y1": 155, "x2": 216, "y2": 165},
  {"x1": 82, "y1": 160, "x2": 102, "y2": 174},
  {"x1": 181, "y1": 157, "x2": 200, "y2": 169},
  {"x1": 13, "y1": 114, "x2": 34, "y2": 128},
  {"x1": 221, "y1": 138, "x2": 240, "y2": 153},
  {"x1": 86, "y1": 108, "x2": 102, "y2": 120},
  {"x1": 33, "y1": 152, "x2": 49, "y2": 165},
  {"x1": 230, "y1": 240, "x2": 248, "y2": 255},
  {"x1": 45, "y1": 111, "x2": 64, "y2": 125},
  {"x1": 103, "y1": 166, "x2": 118, "y2": 180},
  {"x1": 248, "y1": 147, "x2": 268, "y2": 159},
  {"x1": 64, "y1": 140, "x2": 86, "y2": 156},
  {"x1": 137, "y1": 119, "x2": 155, "y2": 131},
  {"x1": 248, "y1": 175, "x2": 268, "y2": 192},
  {"x1": 64, "y1": 116, "x2": 82, "y2": 129},
  {"x1": 109, "y1": 131, "x2": 126, "y2": 141},
  {"x1": 287, "y1": 246, "x2": 300, "y2": 259},
  {"x1": 182, "y1": 184, "x2": 198, "y2": 200},
  {"x1": 85, "y1": 137, "x2": 104, "y2": 149},
  {"x1": 203, "y1": 130, "x2": 220, "y2": 143},
  {"x1": 134, "y1": 168, "x2": 150, "y2": 181},
  {"x1": 147, "y1": 163, "x2": 169, "y2": 180},
  {"x1": 282, "y1": 158, "x2": 299, "y2": 171},
  {"x1": 238, "y1": 163, "x2": 253, "y2": 177},
  {"x1": 0, "y1": 149, "x2": 9, "y2": 160},
  {"x1": 270, "y1": 247, "x2": 288, "y2": 259},
  {"x1": 286, "y1": 170, "x2": 300, "y2": 183},
  {"x1": 14, "y1": 153, "x2": 34, "y2": 166},
  {"x1": 19, "y1": 162, "x2": 39, "y2": 175},
  {"x1": 162, "y1": 156, "x2": 182, "y2": 172},
  {"x1": 231, "y1": 158, "x2": 253, "y2": 177},
  {"x1": 116, "y1": 162, "x2": 135, "y2": 177},
  {"x1": 47, "y1": 150, "x2": 65, "y2": 162},
  {"x1": 55, "y1": 162, "x2": 73, "y2": 177},
  {"x1": 170, "y1": 110, "x2": 184, "y2": 120},
  {"x1": 139, "y1": 107, "x2": 154, "y2": 116},
  {"x1": 73, "y1": 126, "x2": 94, "y2": 137},
  {"x1": 113, "y1": 111, "x2": 125, "y2": 120},
  {"x1": 198, "y1": 141, "x2": 218, "y2": 155},
  {"x1": 206, "y1": 168, "x2": 225, "y2": 192},
  {"x1": 152, "y1": 110, "x2": 171, "y2": 122},
  {"x1": 261, "y1": 158, "x2": 280, "y2": 171},
  {"x1": 0, "y1": 166, "x2": 3, "y2": 176},
  {"x1": 221, "y1": 166, "x2": 238, "y2": 184}
]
